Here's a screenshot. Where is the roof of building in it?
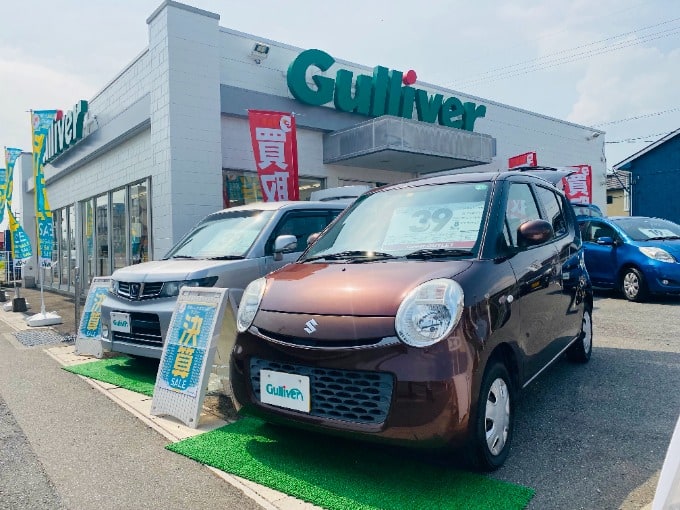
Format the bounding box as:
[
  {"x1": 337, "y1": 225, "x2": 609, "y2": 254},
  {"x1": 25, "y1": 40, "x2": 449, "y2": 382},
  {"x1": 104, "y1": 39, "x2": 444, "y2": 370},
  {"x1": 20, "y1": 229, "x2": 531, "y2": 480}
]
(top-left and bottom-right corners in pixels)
[
  {"x1": 606, "y1": 170, "x2": 631, "y2": 191},
  {"x1": 613, "y1": 128, "x2": 680, "y2": 170}
]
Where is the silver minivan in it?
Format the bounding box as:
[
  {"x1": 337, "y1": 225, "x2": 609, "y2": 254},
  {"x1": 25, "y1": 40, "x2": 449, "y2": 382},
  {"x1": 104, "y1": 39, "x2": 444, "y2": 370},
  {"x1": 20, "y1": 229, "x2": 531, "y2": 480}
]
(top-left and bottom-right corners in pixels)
[{"x1": 100, "y1": 200, "x2": 348, "y2": 359}]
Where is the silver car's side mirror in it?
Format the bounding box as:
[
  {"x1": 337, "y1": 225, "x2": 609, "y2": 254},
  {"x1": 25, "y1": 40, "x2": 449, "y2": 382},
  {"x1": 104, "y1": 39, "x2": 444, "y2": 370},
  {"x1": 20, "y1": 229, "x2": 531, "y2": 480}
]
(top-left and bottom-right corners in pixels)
[{"x1": 273, "y1": 234, "x2": 298, "y2": 261}]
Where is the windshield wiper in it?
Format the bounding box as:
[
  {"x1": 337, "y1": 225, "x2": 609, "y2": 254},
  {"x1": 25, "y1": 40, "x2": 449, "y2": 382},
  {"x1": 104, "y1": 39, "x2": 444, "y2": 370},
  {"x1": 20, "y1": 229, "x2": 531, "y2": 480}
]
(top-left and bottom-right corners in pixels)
[
  {"x1": 207, "y1": 255, "x2": 245, "y2": 260},
  {"x1": 304, "y1": 250, "x2": 397, "y2": 262},
  {"x1": 404, "y1": 248, "x2": 473, "y2": 260},
  {"x1": 645, "y1": 236, "x2": 680, "y2": 241},
  {"x1": 167, "y1": 255, "x2": 195, "y2": 259}
]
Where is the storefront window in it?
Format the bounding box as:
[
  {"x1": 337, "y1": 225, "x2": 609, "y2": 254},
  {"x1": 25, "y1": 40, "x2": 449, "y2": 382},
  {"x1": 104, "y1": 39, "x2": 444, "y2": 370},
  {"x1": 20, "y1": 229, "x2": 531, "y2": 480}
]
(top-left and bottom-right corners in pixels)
[
  {"x1": 129, "y1": 183, "x2": 149, "y2": 264},
  {"x1": 82, "y1": 199, "x2": 95, "y2": 285},
  {"x1": 50, "y1": 211, "x2": 60, "y2": 286},
  {"x1": 96, "y1": 194, "x2": 109, "y2": 276},
  {"x1": 112, "y1": 188, "x2": 127, "y2": 271},
  {"x1": 68, "y1": 206, "x2": 76, "y2": 291},
  {"x1": 60, "y1": 206, "x2": 69, "y2": 287},
  {"x1": 223, "y1": 170, "x2": 323, "y2": 207}
]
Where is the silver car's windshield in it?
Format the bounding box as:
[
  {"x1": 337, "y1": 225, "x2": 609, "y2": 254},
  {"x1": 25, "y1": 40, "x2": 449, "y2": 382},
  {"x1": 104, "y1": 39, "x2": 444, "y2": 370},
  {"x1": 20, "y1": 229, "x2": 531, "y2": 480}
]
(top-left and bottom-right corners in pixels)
[
  {"x1": 302, "y1": 182, "x2": 490, "y2": 261},
  {"x1": 165, "y1": 210, "x2": 275, "y2": 259}
]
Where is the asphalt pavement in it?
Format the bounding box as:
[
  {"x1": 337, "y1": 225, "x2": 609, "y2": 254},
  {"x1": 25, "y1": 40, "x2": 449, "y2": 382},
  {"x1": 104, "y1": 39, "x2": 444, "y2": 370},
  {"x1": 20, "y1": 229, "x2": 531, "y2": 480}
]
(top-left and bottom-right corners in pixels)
[{"x1": 1, "y1": 284, "x2": 678, "y2": 510}]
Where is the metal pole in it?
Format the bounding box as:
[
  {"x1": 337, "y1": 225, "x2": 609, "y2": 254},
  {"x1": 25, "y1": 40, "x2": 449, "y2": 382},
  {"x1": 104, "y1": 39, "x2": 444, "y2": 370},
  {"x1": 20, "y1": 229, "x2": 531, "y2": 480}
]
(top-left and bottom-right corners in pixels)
[{"x1": 74, "y1": 266, "x2": 81, "y2": 330}]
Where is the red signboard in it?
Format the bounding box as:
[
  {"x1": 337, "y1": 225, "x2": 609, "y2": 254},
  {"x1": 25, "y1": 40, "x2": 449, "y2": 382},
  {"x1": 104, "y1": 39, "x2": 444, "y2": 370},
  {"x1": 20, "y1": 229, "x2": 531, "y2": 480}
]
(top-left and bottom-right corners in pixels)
[
  {"x1": 562, "y1": 165, "x2": 593, "y2": 204},
  {"x1": 247, "y1": 110, "x2": 299, "y2": 202},
  {"x1": 508, "y1": 151, "x2": 537, "y2": 169}
]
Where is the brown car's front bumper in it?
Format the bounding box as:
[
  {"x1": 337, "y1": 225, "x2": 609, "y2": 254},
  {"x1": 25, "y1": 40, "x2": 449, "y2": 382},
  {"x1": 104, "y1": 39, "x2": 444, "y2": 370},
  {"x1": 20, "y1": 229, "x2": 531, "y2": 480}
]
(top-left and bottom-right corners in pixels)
[{"x1": 230, "y1": 327, "x2": 476, "y2": 449}]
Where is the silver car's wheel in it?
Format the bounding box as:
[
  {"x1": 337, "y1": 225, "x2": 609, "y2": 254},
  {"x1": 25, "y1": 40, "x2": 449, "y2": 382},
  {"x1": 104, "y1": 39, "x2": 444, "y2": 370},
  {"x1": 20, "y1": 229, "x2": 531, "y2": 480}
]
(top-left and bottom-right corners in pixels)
[{"x1": 485, "y1": 378, "x2": 511, "y2": 456}]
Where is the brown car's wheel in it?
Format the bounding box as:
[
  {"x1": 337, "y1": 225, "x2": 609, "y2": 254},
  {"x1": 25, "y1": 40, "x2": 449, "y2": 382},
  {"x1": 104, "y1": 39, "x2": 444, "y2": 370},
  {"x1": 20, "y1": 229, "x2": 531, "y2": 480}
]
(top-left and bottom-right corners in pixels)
[
  {"x1": 621, "y1": 267, "x2": 648, "y2": 302},
  {"x1": 471, "y1": 361, "x2": 514, "y2": 471},
  {"x1": 567, "y1": 308, "x2": 593, "y2": 363}
]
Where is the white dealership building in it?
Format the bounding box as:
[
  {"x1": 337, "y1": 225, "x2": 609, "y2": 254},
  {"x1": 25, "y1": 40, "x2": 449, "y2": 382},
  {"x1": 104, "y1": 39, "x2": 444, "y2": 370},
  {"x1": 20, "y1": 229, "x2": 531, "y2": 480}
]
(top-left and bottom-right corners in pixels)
[{"x1": 11, "y1": 0, "x2": 605, "y2": 294}]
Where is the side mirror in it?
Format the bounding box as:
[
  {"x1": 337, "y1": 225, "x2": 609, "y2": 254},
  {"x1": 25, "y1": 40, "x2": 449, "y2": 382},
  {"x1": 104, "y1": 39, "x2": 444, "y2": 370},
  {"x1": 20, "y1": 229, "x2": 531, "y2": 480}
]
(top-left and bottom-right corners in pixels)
[
  {"x1": 307, "y1": 232, "x2": 321, "y2": 246},
  {"x1": 518, "y1": 219, "x2": 553, "y2": 247},
  {"x1": 273, "y1": 234, "x2": 298, "y2": 261},
  {"x1": 596, "y1": 236, "x2": 615, "y2": 246}
]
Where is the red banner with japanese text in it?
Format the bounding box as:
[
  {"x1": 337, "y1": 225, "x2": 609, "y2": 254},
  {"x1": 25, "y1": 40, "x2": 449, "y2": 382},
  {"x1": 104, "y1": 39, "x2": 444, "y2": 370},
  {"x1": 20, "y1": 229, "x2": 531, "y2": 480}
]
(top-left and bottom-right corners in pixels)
[
  {"x1": 562, "y1": 165, "x2": 592, "y2": 204},
  {"x1": 247, "y1": 110, "x2": 299, "y2": 202},
  {"x1": 508, "y1": 151, "x2": 537, "y2": 169}
]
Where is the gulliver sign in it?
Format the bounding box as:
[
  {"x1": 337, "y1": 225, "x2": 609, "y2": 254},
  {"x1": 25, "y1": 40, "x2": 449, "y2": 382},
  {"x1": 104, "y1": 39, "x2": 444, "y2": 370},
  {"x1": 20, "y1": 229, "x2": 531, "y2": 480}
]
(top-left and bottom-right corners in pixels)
[
  {"x1": 43, "y1": 100, "x2": 89, "y2": 164},
  {"x1": 287, "y1": 49, "x2": 486, "y2": 131}
]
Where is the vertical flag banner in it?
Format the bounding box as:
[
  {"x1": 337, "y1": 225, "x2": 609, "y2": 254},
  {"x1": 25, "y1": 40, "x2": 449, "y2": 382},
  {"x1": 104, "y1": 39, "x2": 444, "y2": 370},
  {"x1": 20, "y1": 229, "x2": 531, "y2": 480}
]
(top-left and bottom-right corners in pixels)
[
  {"x1": 562, "y1": 165, "x2": 593, "y2": 204},
  {"x1": 32, "y1": 110, "x2": 60, "y2": 266},
  {"x1": 8, "y1": 209, "x2": 32, "y2": 262},
  {"x1": 247, "y1": 110, "x2": 299, "y2": 202},
  {"x1": 0, "y1": 167, "x2": 5, "y2": 225},
  {"x1": 4, "y1": 147, "x2": 23, "y2": 209}
]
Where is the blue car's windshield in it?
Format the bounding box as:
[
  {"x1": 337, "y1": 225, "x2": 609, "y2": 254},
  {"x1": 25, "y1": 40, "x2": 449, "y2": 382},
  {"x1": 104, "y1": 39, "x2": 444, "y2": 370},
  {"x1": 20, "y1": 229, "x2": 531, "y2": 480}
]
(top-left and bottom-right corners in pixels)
[{"x1": 613, "y1": 217, "x2": 680, "y2": 241}]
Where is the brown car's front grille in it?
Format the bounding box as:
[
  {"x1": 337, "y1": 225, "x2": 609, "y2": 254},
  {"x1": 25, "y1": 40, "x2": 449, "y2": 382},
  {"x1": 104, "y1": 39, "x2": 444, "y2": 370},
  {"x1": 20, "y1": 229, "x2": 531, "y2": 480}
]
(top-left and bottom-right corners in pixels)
[
  {"x1": 250, "y1": 358, "x2": 393, "y2": 424},
  {"x1": 256, "y1": 328, "x2": 383, "y2": 349}
]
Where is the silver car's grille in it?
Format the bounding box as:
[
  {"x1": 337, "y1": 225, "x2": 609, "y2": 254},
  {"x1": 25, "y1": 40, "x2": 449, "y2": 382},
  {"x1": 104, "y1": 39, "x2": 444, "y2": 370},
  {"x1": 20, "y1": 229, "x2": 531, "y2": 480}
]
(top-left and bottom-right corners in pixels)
[
  {"x1": 115, "y1": 281, "x2": 164, "y2": 301},
  {"x1": 111, "y1": 312, "x2": 163, "y2": 347},
  {"x1": 250, "y1": 358, "x2": 393, "y2": 425}
]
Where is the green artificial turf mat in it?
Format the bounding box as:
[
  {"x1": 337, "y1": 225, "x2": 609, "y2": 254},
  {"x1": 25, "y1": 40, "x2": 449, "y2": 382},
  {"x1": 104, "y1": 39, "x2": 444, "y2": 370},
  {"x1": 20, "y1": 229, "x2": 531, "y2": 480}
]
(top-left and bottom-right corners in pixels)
[
  {"x1": 63, "y1": 357, "x2": 158, "y2": 396},
  {"x1": 167, "y1": 417, "x2": 534, "y2": 510}
]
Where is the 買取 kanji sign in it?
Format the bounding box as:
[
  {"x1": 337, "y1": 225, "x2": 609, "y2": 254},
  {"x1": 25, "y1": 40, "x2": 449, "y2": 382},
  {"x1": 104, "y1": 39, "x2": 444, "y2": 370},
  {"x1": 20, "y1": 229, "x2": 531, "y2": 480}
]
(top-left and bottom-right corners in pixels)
[{"x1": 247, "y1": 110, "x2": 299, "y2": 202}]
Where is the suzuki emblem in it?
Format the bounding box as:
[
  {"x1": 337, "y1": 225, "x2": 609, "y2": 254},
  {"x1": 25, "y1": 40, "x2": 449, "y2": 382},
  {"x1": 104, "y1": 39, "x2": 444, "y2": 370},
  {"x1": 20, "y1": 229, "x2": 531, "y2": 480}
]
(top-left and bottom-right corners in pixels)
[{"x1": 304, "y1": 319, "x2": 318, "y2": 334}]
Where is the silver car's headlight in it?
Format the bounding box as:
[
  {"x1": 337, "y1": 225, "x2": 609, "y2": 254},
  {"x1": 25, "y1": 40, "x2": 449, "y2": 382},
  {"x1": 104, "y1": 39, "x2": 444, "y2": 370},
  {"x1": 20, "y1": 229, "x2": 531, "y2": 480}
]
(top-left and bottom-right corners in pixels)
[
  {"x1": 395, "y1": 278, "x2": 464, "y2": 348},
  {"x1": 237, "y1": 277, "x2": 267, "y2": 333},
  {"x1": 639, "y1": 246, "x2": 675, "y2": 263},
  {"x1": 159, "y1": 276, "x2": 219, "y2": 297}
]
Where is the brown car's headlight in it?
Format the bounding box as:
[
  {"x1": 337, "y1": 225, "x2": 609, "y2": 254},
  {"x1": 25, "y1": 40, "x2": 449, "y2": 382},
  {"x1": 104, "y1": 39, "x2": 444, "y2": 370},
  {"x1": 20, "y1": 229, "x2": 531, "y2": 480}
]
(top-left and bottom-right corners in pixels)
[
  {"x1": 236, "y1": 277, "x2": 266, "y2": 332},
  {"x1": 395, "y1": 279, "x2": 464, "y2": 348}
]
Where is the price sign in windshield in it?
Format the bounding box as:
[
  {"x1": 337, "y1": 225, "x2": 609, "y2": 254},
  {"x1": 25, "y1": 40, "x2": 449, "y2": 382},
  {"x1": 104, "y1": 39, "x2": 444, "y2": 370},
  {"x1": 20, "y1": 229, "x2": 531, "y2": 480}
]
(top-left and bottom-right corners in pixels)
[{"x1": 382, "y1": 202, "x2": 484, "y2": 251}]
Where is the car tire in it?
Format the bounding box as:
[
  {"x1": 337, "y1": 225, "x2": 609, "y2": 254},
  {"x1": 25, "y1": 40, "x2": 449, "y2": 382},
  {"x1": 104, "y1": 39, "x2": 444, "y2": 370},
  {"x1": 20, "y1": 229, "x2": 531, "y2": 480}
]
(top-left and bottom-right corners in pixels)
[
  {"x1": 567, "y1": 308, "x2": 593, "y2": 363},
  {"x1": 470, "y1": 361, "x2": 514, "y2": 471},
  {"x1": 621, "y1": 267, "x2": 648, "y2": 302}
]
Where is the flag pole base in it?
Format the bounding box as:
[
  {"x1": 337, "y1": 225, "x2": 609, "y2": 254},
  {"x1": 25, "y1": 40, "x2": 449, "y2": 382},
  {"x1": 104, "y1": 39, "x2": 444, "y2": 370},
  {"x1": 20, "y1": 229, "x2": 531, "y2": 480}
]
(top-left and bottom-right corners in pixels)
[{"x1": 26, "y1": 311, "x2": 63, "y2": 327}]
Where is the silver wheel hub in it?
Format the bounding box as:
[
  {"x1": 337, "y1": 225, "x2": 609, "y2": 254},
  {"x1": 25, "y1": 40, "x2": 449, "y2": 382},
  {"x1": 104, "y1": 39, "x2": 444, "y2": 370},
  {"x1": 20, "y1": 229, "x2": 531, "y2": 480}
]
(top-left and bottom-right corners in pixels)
[
  {"x1": 623, "y1": 272, "x2": 639, "y2": 297},
  {"x1": 485, "y1": 378, "x2": 510, "y2": 456},
  {"x1": 582, "y1": 311, "x2": 592, "y2": 352}
]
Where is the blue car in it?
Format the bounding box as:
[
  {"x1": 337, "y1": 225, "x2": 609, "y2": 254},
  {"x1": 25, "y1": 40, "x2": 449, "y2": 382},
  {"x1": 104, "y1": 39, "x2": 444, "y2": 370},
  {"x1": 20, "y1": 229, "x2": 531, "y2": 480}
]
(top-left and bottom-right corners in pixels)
[{"x1": 578, "y1": 216, "x2": 680, "y2": 301}]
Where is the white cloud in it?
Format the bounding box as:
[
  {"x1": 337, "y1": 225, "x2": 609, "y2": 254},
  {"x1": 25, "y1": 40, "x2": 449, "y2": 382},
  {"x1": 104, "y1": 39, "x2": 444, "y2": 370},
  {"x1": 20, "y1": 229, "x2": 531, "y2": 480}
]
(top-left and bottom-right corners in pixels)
[{"x1": 0, "y1": 50, "x2": 98, "y2": 151}]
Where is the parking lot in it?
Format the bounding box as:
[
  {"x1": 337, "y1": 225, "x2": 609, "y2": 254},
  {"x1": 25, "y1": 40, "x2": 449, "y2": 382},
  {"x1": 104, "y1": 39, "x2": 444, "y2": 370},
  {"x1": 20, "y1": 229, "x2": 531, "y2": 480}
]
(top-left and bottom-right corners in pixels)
[{"x1": 492, "y1": 290, "x2": 680, "y2": 509}]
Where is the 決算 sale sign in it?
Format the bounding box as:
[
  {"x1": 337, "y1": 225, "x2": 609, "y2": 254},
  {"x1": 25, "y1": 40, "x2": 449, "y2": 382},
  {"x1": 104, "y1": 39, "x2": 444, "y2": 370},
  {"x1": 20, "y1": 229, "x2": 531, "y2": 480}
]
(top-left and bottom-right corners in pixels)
[
  {"x1": 562, "y1": 165, "x2": 592, "y2": 204},
  {"x1": 247, "y1": 110, "x2": 299, "y2": 201}
]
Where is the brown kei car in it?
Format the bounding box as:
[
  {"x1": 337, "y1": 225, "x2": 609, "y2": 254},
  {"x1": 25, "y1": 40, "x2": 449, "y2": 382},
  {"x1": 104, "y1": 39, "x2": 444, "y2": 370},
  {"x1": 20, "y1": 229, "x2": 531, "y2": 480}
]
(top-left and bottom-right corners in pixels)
[{"x1": 230, "y1": 169, "x2": 594, "y2": 470}]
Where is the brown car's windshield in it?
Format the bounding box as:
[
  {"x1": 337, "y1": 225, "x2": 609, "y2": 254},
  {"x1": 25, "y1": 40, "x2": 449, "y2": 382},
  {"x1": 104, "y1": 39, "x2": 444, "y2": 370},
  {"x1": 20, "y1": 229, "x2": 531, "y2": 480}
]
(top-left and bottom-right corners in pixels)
[{"x1": 302, "y1": 182, "x2": 490, "y2": 262}]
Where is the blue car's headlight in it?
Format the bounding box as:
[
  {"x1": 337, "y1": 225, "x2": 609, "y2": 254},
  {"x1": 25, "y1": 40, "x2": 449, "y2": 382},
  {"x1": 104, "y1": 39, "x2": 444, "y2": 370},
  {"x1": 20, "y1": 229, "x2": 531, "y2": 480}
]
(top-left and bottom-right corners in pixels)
[
  {"x1": 639, "y1": 247, "x2": 675, "y2": 263},
  {"x1": 159, "y1": 276, "x2": 219, "y2": 297}
]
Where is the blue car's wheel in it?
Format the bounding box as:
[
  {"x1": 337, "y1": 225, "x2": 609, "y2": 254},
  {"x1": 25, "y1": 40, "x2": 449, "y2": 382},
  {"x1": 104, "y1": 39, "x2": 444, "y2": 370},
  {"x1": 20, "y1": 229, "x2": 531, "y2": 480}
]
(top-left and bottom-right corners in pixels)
[{"x1": 621, "y1": 267, "x2": 648, "y2": 302}]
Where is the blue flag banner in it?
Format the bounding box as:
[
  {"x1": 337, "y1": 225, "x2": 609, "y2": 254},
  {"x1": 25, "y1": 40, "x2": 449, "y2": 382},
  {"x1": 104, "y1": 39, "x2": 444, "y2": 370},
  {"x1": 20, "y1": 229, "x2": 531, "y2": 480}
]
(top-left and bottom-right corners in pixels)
[
  {"x1": 32, "y1": 110, "x2": 59, "y2": 266},
  {"x1": 8, "y1": 209, "x2": 32, "y2": 262},
  {"x1": 4, "y1": 147, "x2": 23, "y2": 209},
  {"x1": 0, "y1": 167, "x2": 5, "y2": 225}
]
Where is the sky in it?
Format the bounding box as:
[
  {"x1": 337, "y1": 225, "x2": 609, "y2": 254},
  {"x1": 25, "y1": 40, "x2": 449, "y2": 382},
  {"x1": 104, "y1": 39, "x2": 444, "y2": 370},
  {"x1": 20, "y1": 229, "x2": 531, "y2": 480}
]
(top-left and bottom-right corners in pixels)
[{"x1": 1, "y1": 0, "x2": 679, "y2": 171}]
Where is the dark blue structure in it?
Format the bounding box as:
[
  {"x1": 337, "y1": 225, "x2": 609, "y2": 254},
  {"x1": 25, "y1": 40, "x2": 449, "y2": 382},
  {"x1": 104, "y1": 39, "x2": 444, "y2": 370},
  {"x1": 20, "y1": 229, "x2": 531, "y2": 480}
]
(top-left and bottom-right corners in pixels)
[{"x1": 614, "y1": 128, "x2": 680, "y2": 224}]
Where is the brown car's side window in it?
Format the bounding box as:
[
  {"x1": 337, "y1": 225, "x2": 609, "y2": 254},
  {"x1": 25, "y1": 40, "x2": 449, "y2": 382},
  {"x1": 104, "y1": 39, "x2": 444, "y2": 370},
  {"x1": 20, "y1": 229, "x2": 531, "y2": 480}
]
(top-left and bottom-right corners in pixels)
[
  {"x1": 535, "y1": 185, "x2": 567, "y2": 237},
  {"x1": 504, "y1": 183, "x2": 542, "y2": 249}
]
